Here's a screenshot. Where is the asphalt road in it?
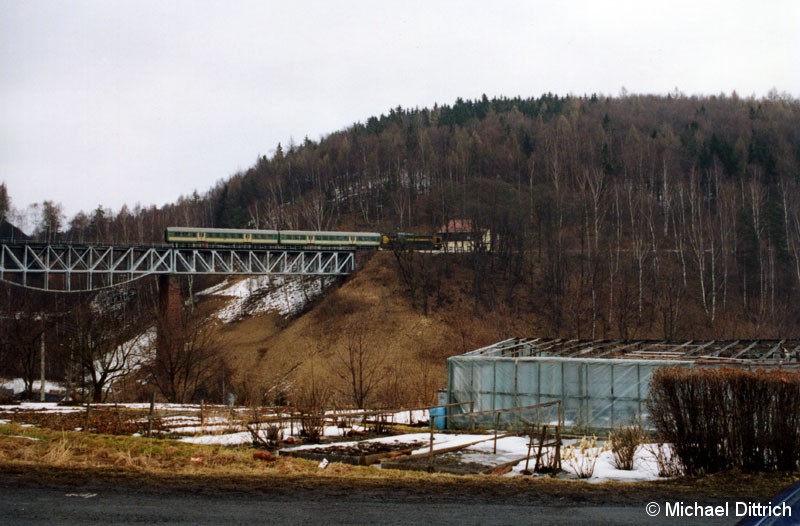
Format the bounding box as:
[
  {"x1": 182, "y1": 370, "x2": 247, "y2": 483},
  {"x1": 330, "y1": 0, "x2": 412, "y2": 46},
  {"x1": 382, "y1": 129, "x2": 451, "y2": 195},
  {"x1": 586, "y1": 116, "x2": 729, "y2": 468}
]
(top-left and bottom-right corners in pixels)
[{"x1": 0, "y1": 480, "x2": 739, "y2": 526}]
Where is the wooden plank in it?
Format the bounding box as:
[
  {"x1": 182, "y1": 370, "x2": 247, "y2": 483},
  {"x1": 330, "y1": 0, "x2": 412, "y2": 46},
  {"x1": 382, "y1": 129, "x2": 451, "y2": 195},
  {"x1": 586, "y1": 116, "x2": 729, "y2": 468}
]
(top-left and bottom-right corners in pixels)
[
  {"x1": 768, "y1": 339, "x2": 786, "y2": 360},
  {"x1": 731, "y1": 341, "x2": 760, "y2": 360},
  {"x1": 483, "y1": 455, "x2": 530, "y2": 475},
  {"x1": 704, "y1": 340, "x2": 740, "y2": 357},
  {"x1": 595, "y1": 340, "x2": 654, "y2": 358},
  {"x1": 574, "y1": 340, "x2": 623, "y2": 357},
  {"x1": 682, "y1": 340, "x2": 717, "y2": 357}
]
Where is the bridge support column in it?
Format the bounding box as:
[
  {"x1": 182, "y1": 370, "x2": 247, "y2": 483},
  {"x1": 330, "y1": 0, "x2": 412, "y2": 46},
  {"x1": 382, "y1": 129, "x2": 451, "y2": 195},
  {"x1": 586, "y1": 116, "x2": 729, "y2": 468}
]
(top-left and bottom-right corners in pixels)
[
  {"x1": 156, "y1": 275, "x2": 184, "y2": 397},
  {"x1": 158, "y1": 274, "x2": 183, "y2": 327}
]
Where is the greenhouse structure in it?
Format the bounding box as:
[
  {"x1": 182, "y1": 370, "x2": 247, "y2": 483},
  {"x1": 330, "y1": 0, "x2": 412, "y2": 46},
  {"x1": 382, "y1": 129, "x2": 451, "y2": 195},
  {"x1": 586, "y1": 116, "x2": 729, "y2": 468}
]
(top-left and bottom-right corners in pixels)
[{"x1": 444, "y1": 338, "x2": 800, "y2": 431}]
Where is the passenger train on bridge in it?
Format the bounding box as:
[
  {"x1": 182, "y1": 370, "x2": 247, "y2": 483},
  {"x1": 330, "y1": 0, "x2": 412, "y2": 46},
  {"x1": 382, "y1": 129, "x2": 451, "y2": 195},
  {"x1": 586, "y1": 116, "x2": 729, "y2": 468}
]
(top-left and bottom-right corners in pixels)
[{"x1": 164, "y1": 227, "x2": 442, "y2": 250}]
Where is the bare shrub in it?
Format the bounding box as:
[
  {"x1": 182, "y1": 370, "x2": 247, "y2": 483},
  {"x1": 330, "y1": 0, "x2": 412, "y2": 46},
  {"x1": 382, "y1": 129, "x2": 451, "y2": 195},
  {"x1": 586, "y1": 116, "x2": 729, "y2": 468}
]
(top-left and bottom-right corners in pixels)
[
  {"x1": 647, "y1": 366, "x2": 800, "y2": 474},
  {"x1": 299, "y1": 412, "x2": 326, "y2": 443},
  {"x1": 562, "y1": 436, "x2": 606, "y2": 478},
  {"x1": 533, "y1": 445, "x2": 562, "y2": 474},
  {"x1": 645, "y1": 442, "x2": 684, "y2": 478},
  {"x1": 609, "y1": 420, "x2": 645, "y2": 471},
  {"x1": 294, "y1": 369, "x2": 331, "y2": 444}
]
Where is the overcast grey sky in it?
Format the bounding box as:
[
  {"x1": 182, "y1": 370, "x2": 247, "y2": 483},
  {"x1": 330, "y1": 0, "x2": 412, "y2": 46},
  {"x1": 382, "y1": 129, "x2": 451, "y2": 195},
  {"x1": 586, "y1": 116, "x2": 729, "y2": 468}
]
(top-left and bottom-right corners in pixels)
[{"x1": 1, "y1": 0, "x2": 798, "y2": 224}]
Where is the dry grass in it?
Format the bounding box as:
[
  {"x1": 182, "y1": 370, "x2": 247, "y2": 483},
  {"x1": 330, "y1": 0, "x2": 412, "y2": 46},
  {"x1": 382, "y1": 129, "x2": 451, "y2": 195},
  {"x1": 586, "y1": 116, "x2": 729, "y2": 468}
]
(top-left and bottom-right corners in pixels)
[
  {"x1": 0, "y1": 424, "x2": 255, "y2": 474},
  {"x1": 3, "y1": 422, "x2": 799, "y2": 505},
  {"x1": 0, "y1": 422, "x2": 475, "y2": 485}
]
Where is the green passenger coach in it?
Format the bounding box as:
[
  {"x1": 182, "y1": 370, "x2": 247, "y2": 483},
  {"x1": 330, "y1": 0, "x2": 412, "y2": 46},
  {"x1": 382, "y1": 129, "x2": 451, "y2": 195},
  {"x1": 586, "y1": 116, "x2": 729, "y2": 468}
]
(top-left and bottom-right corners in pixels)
[
  {"x1": 164, "y1": 227, "x2": 279, "y2": 245},
  {"x1": 278, "y1": 230, "x2": 381, "y2": 247},
  {"x1": 164, "y1": 227, "x2": 381, "y2": 248}
]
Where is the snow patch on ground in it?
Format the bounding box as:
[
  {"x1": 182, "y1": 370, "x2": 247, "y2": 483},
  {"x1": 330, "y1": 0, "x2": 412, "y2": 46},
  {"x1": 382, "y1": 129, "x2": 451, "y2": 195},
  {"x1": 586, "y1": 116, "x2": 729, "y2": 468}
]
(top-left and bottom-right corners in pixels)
[
  {"x1": 198, "y1": 275, "x2": 336, "y2": 322},
  {"x1": 279, "y1": 433, "x2": 663, "y2": 482}
]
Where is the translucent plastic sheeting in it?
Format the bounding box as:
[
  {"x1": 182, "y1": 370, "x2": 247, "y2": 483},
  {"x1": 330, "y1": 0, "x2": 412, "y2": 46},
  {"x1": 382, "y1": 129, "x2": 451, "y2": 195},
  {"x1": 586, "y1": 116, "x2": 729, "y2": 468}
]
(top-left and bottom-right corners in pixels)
[{"x1": 446, "y1": 356, "x2": 695, "y2": 430}]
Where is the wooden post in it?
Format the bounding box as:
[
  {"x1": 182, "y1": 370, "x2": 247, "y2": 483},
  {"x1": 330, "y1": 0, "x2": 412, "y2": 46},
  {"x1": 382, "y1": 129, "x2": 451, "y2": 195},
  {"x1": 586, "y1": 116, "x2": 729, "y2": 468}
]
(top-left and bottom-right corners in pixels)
[
  {"x1": 470, "y1": 400, "x2": 475, "y2": 431},
  {"x1": 428, "y1": 415, "x2": 435, "y2": 472},
  {"x1": 522, "y1": 427, "x2": 535, "y2": 475},
  {"x1": 39, "y1": 332, "x2": 46, "y2": 402},
  {"x1": 114, "y1": 399, "x2": 123, "y2": 434},
  {"x1": 534, "y1": 425, "x2": 548, "y2": 472},
  {"x1": 147, "y1": 391, "x2": 156, "y2": 438},
  {"x1": 554, "y1": 420, "x2": 561, "y2": 471},
  {"x1": 493, "y1": 413, "x2": 500, "y2": 454}
]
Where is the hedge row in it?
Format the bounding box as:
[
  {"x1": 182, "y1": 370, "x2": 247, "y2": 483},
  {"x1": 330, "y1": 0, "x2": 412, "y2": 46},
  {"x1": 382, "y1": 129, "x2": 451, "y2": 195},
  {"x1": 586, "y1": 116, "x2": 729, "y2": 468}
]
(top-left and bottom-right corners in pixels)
[{"x1": 647, "y1": 366, "x2": 800, "y2": 474}]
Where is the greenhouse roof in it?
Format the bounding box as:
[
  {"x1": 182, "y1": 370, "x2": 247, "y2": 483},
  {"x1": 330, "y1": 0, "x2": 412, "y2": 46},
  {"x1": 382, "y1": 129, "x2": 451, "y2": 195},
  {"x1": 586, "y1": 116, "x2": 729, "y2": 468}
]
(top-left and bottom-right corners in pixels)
[{"x1": 462, "y1": 338, "x2": 800, "y2": 363}]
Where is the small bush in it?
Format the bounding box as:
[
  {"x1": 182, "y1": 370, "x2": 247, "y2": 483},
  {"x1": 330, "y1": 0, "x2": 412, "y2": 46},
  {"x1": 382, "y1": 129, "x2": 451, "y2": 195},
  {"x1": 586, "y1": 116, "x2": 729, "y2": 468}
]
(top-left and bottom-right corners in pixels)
[
  {"x1": 533, "y1": 445, "x2": 561, "y2": 474},
  {"x1": 562, "y1": 436, "x2": 606, "y2": 478},
  {"x1": 609, "y1": 420, "x2": 645, "y2": 471},
  {"x1": 645, "y1": 442, "x2": 684, "y2": 478},
  {"x1": 299, "y1": 413, "x2": 325, "y2": 443},
  {"x1": 293, "y1": 370, "x2": 331, "y2": 444}
]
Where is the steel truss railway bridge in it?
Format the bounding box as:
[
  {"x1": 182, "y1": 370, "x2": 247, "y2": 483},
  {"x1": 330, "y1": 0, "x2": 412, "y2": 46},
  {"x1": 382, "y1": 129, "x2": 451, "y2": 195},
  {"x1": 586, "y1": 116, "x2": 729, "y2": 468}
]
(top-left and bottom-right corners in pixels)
[
  {"x1": 0, "y1": 242, "x2": 357, "y2": 292},
  {"x1": 0, "y1": 241, "x2": 360, "y2": 401}
]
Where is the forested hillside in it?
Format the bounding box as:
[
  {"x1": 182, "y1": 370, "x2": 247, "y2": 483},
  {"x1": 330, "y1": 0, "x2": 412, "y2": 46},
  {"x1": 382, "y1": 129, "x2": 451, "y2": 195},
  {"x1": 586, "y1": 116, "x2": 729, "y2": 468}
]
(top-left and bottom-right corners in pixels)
[
  {"x1": 4, "y1": 92, "x2": 800, "y2": 404},
  {"x1": 62, "y1": 91, "x2": 800, "y2": 338}
]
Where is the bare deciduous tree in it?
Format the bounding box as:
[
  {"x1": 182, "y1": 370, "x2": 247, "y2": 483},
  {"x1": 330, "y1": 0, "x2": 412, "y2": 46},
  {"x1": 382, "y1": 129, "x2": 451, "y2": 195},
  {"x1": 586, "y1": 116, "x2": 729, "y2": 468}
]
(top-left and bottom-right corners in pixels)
[{"x1": 335, "y1": 331, "x2": 387, "y2": 409}]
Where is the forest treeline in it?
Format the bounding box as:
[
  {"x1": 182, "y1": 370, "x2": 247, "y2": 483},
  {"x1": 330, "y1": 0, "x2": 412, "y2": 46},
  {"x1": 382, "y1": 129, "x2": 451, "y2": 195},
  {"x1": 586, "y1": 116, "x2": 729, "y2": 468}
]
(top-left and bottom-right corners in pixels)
[{"x1": 6, "y1": 91, "x2": 800, "y2": 347}]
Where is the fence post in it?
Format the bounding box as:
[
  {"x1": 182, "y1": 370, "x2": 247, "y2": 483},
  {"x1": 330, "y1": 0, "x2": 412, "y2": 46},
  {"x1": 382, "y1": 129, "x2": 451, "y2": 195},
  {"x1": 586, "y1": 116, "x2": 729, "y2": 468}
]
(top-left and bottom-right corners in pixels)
[
  {"x1": 428, "y1": 414, "x2": 435, "y2": 472},
  {"x1": 147, "y1": 391, "x2": 155, "y2": 438},
  {"x1": 493, "y1": 413, "x2": 500, "y2": 454},
  {"x1": 470, "y1": 400, "x2": 475, "y2": 431}
]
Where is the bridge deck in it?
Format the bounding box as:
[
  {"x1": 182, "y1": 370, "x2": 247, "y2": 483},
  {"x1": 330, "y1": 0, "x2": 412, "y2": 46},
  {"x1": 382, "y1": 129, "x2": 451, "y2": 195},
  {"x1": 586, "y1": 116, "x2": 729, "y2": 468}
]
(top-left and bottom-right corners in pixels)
[{"x1": 0, "y1": 243, "x2": 356, "y2": 292}]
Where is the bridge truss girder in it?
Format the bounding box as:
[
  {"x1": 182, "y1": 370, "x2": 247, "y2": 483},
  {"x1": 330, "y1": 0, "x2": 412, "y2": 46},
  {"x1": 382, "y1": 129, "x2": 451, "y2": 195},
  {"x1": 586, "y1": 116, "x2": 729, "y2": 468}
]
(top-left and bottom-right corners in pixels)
[{"x1": 0, "y1": 243, "x2": 356, "y2": 292}]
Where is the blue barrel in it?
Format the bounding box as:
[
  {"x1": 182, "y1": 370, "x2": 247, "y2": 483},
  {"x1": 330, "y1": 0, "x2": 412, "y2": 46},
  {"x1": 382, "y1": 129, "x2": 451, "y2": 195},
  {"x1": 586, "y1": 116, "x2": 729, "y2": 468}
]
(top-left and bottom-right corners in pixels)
[{"x1": 430, "y1": 407, "x2": 446, "y2": 430}]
